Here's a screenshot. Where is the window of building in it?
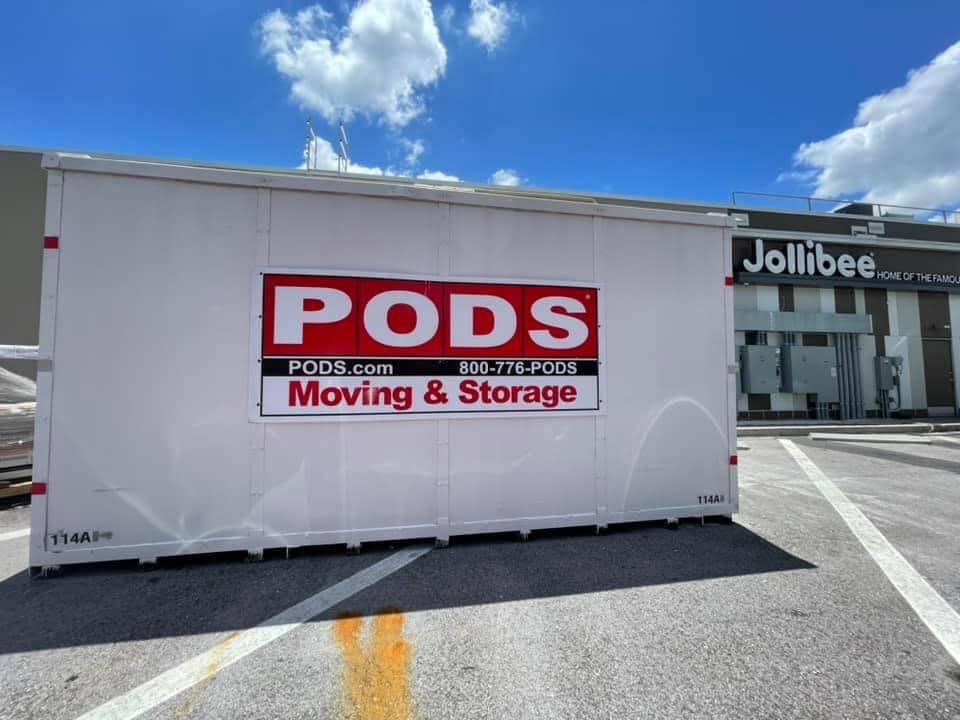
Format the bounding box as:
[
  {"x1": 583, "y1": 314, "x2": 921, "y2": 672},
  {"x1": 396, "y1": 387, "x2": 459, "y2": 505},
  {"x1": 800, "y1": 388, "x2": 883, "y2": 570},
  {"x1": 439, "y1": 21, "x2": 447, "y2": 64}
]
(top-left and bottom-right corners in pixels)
[
  {"x1": 778, "y1": 285, "x2": 795, "y2": 312},
  {"x1": 834, "y1": 287, "x2": 855, "y2": 314}
]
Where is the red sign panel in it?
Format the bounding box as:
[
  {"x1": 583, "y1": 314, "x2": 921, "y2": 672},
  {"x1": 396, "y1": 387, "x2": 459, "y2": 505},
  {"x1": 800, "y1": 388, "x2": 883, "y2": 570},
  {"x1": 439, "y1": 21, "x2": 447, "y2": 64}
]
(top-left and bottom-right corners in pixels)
[
  {"x1": 256, "y1": 272, "x2": 601, "y2": 418},
  {"x1": 262, "y1": 274, "x2": 598, "y2": 358}
]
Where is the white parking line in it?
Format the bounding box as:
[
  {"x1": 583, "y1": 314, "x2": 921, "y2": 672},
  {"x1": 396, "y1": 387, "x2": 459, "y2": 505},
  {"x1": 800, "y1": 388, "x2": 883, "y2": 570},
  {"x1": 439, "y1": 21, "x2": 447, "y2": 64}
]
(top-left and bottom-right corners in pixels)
[
  {"x1": 780, "y1": 439, "x2": 960, "y2": 665},
  {"x1": 0, "y1": 528, "x2": 30, "y2": 542},
  {"x1": 74, "y1": 545, "x2": 432, "y2": 720}
]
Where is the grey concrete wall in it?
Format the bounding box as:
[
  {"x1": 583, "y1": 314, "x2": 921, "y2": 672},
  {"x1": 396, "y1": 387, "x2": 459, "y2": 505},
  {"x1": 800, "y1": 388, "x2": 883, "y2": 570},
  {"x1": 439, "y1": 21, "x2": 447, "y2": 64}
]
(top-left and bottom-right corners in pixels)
[{"x1": 0, "y1": 149, "x2": 45, "y2": 379}]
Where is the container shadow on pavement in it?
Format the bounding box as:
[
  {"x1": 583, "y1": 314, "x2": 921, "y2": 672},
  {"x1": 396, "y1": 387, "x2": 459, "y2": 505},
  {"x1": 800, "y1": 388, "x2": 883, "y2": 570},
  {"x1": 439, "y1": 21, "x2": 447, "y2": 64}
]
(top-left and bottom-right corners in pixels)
[{"x1": 0, "y1": 521, "x2": 814, "y2": 655}]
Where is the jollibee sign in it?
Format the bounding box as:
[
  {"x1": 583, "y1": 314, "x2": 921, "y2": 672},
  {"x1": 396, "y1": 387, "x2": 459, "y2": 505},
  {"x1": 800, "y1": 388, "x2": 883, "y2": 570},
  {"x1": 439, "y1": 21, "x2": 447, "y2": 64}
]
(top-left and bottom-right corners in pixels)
[{"x1": 253, "y1": 271, "x2": 602, "y2": 419}]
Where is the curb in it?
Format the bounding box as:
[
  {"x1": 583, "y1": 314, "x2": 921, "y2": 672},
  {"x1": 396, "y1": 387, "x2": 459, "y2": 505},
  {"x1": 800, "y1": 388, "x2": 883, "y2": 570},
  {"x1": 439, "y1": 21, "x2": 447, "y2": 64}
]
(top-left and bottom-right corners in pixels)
[
  {"x1": 808, "y1": 433, "x2": 932, "y2": 444},
  {"x1": 738, "y1": 422, "x2": 960, "y2": 438}
]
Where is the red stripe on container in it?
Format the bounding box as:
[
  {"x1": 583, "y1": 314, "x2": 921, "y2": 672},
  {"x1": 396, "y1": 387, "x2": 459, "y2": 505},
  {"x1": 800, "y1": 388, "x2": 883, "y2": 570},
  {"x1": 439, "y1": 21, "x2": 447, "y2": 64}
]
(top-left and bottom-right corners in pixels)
[
  {"x1": 729, "y1": 455, "x2": 738, "y2": 466},
  {"x1": 724, "y1": 276, "x2": 734, "y2": 286},
  {"x1": 43, "y1": 236, "x2": 59, "y2": 249},
  {"x1": 31, "y1": 482, "x2": 48, "y2": 495}
]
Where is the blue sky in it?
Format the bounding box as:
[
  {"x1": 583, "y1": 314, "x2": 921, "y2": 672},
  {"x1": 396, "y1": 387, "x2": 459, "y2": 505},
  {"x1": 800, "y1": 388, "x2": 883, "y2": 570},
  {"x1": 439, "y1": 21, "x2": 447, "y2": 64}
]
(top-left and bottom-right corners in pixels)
[{"x1": 2, "y1": 1, "x2": 959, "y2": 208}]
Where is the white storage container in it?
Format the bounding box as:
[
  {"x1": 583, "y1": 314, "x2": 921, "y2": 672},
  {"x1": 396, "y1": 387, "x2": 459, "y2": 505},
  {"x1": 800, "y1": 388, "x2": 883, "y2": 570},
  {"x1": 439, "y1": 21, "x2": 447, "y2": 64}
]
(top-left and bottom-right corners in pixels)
[{"x1": 30, "y1": 153, "x2": 737, "y2": 569}]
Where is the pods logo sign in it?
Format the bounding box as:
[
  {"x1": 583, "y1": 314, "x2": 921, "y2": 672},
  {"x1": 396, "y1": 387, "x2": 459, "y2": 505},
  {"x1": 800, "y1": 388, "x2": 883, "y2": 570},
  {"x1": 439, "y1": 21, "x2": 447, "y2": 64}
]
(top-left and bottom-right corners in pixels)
[{"x1": 253, "y1": 271, "x2": 603, "y2": 419}]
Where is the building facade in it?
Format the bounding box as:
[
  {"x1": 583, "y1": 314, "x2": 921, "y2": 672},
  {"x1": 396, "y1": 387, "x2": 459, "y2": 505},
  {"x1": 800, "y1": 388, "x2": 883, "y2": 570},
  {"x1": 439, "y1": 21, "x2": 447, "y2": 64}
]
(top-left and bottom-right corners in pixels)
[
  {"x1": 0, "y1": 147, "x2": 45, "y2": 380},
  {"x1": 732, "y1": 206, "x2": 960, "y2": 420}
]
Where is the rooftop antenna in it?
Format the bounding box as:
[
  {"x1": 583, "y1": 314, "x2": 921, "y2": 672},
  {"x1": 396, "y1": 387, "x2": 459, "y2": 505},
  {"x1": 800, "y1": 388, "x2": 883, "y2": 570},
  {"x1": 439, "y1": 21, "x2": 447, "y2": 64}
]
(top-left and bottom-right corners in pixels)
[
  {"x1": 304, "y1": 117, "x2": 318, "y2": 172},
  {"x1": 337, "y1": 119, "x2": 350, "y2": 174}
]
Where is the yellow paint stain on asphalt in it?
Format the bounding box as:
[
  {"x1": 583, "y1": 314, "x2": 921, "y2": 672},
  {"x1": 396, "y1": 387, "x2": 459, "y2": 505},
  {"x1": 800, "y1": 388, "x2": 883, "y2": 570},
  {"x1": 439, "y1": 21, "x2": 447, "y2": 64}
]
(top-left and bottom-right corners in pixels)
[
  {"x1": 333, "y1": 608, "x2": 413, "y2": 720},
  {"x1": 173, "y1": 629, "x2": 242, "y2": 719}
]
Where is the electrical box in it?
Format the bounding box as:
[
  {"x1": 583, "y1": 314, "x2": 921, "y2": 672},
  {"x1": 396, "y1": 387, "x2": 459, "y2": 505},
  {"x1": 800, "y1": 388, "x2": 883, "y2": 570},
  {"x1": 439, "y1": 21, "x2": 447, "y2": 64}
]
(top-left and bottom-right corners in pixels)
[
  {"x1": 875, "y1": 356, "x2": 895, "y2": 391},
  {"x1": 875, "y1": 356, "x2": 902, "y2": 391},
  {"x1": 740, "y1": 346, "x2": 781, "y2": 394},
  {"x1": 781, "y1": 346, "x2": 839, "y2": 402}
]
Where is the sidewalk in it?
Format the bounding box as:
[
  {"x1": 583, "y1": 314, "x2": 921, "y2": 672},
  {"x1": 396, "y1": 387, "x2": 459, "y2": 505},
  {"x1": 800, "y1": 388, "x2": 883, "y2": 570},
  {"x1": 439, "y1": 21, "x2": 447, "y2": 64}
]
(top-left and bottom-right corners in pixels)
[{"x1": 738, "y1": 418, "x2": 960, "y2": 437}]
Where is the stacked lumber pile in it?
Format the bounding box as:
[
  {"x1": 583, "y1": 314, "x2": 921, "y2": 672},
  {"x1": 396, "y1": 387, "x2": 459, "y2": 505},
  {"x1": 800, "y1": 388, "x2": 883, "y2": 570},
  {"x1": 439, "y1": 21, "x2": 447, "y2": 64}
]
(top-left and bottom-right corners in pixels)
[{"x1": 0, "y1": 367, "x2": 34, "y2": 497}]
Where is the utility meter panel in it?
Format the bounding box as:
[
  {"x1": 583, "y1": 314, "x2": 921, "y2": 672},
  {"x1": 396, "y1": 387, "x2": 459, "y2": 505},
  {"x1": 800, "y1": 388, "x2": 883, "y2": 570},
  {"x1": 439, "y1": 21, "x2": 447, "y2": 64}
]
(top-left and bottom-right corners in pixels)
[
  {"x1": 782, "y1": 346, "x2": 839, "y2": 402},
  {"x1": 875, "y1": 356, "x2": 896, "y2": 391},
  {"x1": 740, "y1": 346, "x2": 781, "y2": 394}
]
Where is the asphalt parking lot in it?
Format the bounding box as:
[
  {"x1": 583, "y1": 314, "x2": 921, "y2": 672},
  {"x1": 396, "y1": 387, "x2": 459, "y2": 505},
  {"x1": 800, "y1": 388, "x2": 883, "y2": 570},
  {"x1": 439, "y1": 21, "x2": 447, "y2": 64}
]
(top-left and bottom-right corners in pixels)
[{"x1": 1, "y1": 434, "x2": 959, "y2": 720}]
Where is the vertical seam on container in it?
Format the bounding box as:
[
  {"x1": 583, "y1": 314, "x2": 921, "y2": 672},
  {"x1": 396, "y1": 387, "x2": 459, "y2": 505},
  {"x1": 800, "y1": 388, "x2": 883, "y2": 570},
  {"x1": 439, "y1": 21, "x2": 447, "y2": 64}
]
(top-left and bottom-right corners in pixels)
[
  {"x1": 436, "y1": 202, "x2": 452, "y2": 541},
  {"x1": 249, "y1": 187, "x2": 271, "y2": 546},
  {"x1": 35, "y1": 169, "x2": 65, "y2": 558},
  {"x1": 592, "y1": 214, "x2": 607, "y2": 528},
  {"x1": 724, "y1": 226, "x2": 738, "y2": 509}
]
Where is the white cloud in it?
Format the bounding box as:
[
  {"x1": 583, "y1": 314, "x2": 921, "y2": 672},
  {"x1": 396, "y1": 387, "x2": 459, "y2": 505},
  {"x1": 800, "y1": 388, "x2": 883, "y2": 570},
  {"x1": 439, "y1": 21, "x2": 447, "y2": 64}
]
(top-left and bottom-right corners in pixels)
[
  {"x1": 303, "y1": 135, "x2": 461, "y2": 181},
  {"x1": 790, "y1": 40, "x2": 960, "y2": 209},
  {"x1": 775, "y1": 169, "x2": 817, "y2": 184},
  {"x1": 467, "y1": 0, "x2": 516, "y2": 51},
  {"x1": 303, "y1": 135, "x2": 385, "y2": 175},
  {"x1": 259, "y1": 0, "x2": 447, "y2": 127},
  {"x1": 489, "y1": 168, "x2": 521, "y2": 186},
  {"x1": 418, "y1": 169, "x2": 461, "y2": 182},
  {"x1": 402, "y1": 138, "x2": 425, "y2": 166},
  {"x1": 929, "y1": 209, "x2": 960, "y2": 223}
]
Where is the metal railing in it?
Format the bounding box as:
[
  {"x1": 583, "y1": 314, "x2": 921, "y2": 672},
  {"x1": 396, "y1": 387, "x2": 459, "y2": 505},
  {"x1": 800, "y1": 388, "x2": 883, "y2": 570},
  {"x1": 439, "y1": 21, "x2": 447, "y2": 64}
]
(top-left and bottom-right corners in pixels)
[{"x1": 731, "y1": 191, "x2": 956, "y2": 224}]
